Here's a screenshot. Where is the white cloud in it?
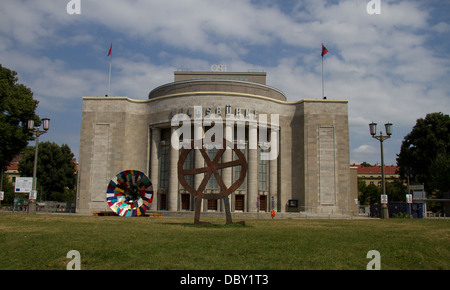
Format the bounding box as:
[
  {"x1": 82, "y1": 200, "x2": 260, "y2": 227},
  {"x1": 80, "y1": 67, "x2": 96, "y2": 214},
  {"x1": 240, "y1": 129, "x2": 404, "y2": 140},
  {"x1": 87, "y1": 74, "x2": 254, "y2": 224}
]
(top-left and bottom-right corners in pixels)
[{"x1": 0, "y1": 0, "x2": 448, "y2": 165}]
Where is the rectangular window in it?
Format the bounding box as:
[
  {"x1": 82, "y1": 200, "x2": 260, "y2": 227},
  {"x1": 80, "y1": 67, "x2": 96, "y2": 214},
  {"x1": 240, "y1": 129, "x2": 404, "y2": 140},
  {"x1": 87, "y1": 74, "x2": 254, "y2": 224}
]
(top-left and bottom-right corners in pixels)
[
  {"x1": 233, "y1": 148, "x2": 246, "y2": 189},
  {"x1": 159, "y1": 145, "x2": 169, "y2": 189},
  {"x1": 258, "y1": 148, "x2": 268, "y2": 191},
  {"x1": 207, "y1": 148, "x2": 220, "y2": 189},
  {"x1": 182, "y1": 149, "x2": 194, "y2": 188}
]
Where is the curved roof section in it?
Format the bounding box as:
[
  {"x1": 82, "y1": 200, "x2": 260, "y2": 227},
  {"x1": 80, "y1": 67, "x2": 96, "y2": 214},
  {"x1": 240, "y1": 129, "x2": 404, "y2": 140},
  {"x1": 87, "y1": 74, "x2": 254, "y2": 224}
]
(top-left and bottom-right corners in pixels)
[{"x1": 148, "y1": 79, "x2": 287, "y2": 101}]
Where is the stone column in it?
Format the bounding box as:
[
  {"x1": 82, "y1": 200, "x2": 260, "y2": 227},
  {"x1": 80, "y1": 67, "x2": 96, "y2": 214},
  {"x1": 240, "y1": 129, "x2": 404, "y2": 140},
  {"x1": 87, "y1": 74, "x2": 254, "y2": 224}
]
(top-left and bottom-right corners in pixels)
[
  {"x1": 193, "y1": 117, "x2": 204, "y2": 212},
  {"x1": 269, "y1": 128, "x2": 278, "y2": 212},
  {"x1": 168, "y1": 126, "x2": 178, "y2": 211},
  {"x1": 247, "y1": 121, "x2": 258, "y2": 212},
  {"x1": 150, "y1": 127, "x2": 160, "y2": 210},
  {"x1": 222, "y1": 122, "x2": 233, "y2": 212}
]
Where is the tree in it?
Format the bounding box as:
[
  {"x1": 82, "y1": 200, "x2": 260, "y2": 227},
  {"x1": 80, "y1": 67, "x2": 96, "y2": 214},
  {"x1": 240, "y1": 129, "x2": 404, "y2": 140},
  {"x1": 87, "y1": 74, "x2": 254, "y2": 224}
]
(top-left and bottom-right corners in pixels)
[
  {"x1": 397, "y1": 112, "x2": 450, "y2": 197},
  {"x1": 360, "y1": 161, "x2": 372, "y2": 168},
  {"x1": 18, "y1": 142, "x2": 76, "y2": 202},
  {"x1": 385, "y1": 179, "x2": 407, "y2": 202},
  {"x1": 0, "y1": 174, "x2": 15, "y2": 204},
  {"x1": 430, "y1": 153, "x2": 450, "y2": 194},
  {"x1": 358, "y1": 179, "x2": 380, "y2": 205},
  {"x1": 0, "y1": 65, "x2": 39, "y2": 189}
]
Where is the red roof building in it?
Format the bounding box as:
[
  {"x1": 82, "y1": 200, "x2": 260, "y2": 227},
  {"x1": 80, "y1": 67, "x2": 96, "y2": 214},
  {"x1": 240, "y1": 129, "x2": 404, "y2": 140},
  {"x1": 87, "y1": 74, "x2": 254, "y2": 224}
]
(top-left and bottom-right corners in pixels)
[{"x1": 350, "y1": 164, "x2": 399, "y2": 186}]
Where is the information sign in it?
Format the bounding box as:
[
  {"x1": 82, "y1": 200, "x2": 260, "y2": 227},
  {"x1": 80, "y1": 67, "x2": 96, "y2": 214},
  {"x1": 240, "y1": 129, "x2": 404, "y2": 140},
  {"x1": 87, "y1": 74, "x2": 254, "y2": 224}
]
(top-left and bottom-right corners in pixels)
[{"x1": 15, "y1": 177, "x2": 33, "y2": 193}]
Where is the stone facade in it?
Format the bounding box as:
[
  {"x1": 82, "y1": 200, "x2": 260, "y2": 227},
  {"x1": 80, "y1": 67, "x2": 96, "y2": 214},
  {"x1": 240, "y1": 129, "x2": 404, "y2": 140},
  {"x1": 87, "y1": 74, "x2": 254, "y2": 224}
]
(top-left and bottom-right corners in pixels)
[{"x1": 77, "y1": 72, "x2": 357, "y2": 216}]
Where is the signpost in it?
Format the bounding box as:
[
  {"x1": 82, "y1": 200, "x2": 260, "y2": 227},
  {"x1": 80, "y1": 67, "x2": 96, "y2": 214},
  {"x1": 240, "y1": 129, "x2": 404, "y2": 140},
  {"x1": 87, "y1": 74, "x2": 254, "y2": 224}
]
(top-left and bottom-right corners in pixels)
[{"x1": 14, "y1": 177, "x2": 36, "y2": 211}]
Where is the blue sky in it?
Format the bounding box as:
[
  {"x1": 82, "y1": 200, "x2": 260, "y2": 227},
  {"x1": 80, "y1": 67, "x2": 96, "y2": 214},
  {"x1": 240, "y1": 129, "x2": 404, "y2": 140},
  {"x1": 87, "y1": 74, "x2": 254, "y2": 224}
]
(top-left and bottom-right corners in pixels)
[{"x1": 1, "y1": 0, "x2": 449, "y2": 166}]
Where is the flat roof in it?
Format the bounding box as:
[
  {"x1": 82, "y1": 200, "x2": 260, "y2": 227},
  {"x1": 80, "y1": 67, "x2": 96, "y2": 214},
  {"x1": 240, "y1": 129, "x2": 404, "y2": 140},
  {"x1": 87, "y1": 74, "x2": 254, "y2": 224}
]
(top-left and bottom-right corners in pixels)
[{"x1": 174, "y1": 71, "x2": 267, "y2": 85}]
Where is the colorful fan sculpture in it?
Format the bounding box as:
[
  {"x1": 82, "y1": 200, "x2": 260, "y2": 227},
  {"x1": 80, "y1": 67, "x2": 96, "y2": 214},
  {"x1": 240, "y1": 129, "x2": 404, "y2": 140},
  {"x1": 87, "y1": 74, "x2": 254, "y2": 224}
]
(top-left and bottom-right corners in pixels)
[{"x1": 106, "y1": 170, "x2": 153, "y2": 217}]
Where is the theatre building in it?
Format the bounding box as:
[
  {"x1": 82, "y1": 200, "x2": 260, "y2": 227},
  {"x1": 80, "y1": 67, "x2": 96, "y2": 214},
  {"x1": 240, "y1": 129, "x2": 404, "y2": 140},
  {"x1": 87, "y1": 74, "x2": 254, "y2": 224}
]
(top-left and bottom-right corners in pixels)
[{"x1": 77, "y1": 71, "x2": 357, "y2": 215}]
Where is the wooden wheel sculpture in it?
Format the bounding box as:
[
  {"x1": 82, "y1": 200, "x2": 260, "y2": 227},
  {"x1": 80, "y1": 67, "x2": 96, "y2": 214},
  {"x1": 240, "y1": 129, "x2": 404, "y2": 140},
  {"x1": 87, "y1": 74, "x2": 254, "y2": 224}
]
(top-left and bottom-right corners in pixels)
[{"x1": 178, "y1": 138, "x2": 247, "y2": 225}]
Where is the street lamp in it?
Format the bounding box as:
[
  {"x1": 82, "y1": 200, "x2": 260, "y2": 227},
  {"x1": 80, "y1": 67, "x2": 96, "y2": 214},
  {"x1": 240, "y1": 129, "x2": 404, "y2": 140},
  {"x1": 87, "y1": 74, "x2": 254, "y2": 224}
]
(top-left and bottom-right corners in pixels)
[
  {"x1": 27, "y1": 118, "x2": 50, "y2": 214},
  {"x1": 369, "y1": 122, "x2": 392, "y2": 219}
]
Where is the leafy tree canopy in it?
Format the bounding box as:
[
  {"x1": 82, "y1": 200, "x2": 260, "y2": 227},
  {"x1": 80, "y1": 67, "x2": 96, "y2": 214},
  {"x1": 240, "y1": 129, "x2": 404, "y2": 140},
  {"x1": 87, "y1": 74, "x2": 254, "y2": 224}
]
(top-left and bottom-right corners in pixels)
[
  {"x1": 0, "y1": 65, "x2": 39, "y2": 170},
  {"x1": 397, "y1": 112, "x2": 450, "y2": 196},
  {"x1": 19, "y1": 142, "x2": 76, "y2": 202}
]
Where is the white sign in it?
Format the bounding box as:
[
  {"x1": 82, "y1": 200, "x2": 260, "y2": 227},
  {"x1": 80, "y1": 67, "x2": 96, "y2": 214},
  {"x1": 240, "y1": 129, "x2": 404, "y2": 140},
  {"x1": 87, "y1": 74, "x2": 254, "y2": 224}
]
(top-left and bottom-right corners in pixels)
[
  {"x1": 406, "y1": 194, "x2": 413, "y2": 204},
  {"x1": 0, "y1": 191, "x2": 4, "y2": 201},
  {"x1": 381, "y1": 194, "x2": 388, "y2": 204},
  {"x1": 15, "y1": 177, "x2": 34, "y2": 193},
  {"x1": 29, "y1": 190, "x2": 37, "y2": 200}
]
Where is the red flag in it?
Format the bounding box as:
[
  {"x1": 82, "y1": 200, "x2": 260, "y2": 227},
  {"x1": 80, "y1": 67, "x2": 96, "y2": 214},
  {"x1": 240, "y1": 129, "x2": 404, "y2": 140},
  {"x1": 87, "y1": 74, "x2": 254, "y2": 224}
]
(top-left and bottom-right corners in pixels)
[
  {"x1": 107, "y1": 43, "x2": 112, "y2": 56},
  {"x1": 321, "y1": 44, "x2": 328, "y2": 57}
]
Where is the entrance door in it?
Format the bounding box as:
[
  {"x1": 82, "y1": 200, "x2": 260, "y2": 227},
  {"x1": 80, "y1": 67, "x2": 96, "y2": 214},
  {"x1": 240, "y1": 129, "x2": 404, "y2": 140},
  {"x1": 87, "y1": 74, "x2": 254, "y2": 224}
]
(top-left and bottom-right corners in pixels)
[
  {"x1": 207, "y1": 199, "x2": 217, "y2": 211},
  {"x1": 259, "y1": 195, "x2": 267, "y2": 211},
  {"x1": 160, "y1": 194, "x2": 167, "y2": 210},
  {"x1": 181, "y1": 194, "x2": 190, "y2": 210},
  {"x1": 235, "y1": 195, "x2": 245, "y2": 211}
]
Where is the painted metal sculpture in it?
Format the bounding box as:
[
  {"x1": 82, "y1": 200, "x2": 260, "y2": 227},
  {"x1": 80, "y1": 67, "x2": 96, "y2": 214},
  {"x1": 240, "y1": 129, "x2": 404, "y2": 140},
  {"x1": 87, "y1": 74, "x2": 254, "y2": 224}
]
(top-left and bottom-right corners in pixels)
[
  {"x1": 178, "y1": 138, "x2": 247, "y2": 225},
  {"x1": 106, "y1": 170, "x2": 153, "y2": 216}
]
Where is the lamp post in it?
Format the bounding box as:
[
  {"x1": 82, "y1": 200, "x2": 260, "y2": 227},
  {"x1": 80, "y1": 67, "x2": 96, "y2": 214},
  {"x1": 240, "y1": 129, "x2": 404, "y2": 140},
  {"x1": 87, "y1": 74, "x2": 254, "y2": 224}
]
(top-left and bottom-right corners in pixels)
[
  {"x1": 27, "y1": 118, "x2": 50, "y2": 214},
  {"x1": 369, "y1": 122, "x2": 392, "y2": 219}
]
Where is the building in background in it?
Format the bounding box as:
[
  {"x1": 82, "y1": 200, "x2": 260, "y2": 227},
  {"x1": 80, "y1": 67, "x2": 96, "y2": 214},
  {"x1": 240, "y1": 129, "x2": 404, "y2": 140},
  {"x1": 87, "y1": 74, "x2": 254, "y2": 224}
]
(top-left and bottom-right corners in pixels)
[
  {"x1": 353, "y1": 164, "x2": 399, "y2": 187},
  {"x1": 77, "y1": 71, "x2": 357, "y2": 216}
]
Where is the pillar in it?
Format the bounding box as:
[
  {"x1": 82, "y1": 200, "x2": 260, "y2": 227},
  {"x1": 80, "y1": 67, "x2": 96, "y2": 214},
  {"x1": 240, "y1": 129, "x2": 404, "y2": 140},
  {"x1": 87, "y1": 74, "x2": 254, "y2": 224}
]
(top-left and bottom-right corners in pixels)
[
  {"x1": 150, "y1": 127, "x2": 160, "y2": 210},
  {"x1": 222, "y1": 122, "x2": 233, "y2": 212},
  {"x1": 194, "y1": 117, "x2": 204, "y2": 212},
  {"x1": 168, "y1": 126, "x2": 178, "y2": 211},
  {"x1": 247, "y1": 121, "x2": 258, "y2": 212},
  {"x1": 269, "y1": 128, "x2": 279, "y2": 212}
]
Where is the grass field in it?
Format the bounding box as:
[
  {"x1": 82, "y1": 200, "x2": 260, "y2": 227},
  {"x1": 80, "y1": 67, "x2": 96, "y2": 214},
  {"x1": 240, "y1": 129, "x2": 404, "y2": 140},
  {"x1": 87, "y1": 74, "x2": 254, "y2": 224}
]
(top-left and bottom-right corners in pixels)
[{"x1": 0, "y1": 213, "x2": 448, "y2": 270}]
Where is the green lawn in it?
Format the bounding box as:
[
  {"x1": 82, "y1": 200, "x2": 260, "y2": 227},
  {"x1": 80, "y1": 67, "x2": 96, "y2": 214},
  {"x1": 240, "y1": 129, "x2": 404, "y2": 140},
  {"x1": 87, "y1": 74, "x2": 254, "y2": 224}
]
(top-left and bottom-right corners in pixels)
[{"x1": 0, "y1": 213, "x2": 448, "y2": 270}]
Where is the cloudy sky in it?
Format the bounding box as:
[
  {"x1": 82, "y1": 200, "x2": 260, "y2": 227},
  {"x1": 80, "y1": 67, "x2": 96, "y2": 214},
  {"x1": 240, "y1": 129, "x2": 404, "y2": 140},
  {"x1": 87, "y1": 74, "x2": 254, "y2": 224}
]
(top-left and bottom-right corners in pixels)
[{"x1": 1, "y1": 0, "x2": 449, "y2": 166}]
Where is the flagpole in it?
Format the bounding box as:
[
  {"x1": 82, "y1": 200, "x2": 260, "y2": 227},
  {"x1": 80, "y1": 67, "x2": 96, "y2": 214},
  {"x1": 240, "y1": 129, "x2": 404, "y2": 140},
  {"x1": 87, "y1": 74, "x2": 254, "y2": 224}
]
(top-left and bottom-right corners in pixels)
[
  {"x1": 107, "y1": 55, "x2": 112, "y2": 96},
  {"x1": 322, "y1": 54, "x2": 324, "y2": 99},
  {"x1": 107, "y1": 43, "x2": 112, "y2": 97},
  {"x1": 321, "y1": 43, "x2": 328, "y2": 99}
]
